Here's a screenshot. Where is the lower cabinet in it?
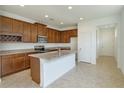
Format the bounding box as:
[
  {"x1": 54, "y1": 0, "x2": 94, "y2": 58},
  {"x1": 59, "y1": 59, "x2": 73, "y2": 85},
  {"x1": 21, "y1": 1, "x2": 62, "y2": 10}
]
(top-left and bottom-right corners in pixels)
[
  {"x1": 1, "y1": 53, "x2": 31, "y2": 76},
  {"x1": 1, "y1": 55, "x2": 14, "y2": 76},
  {"x1": 25, "y1": 53, "x2": 30, "y2": 68},
  {"x1": 13, "y1": 54, "x2": 25, "y2": 72},
  {"x1": 30, "y1": 57, "x2": 40, "y2": 84},
  {"x1": 0, "y1": 56, "x2": 2, "y2": 77}
]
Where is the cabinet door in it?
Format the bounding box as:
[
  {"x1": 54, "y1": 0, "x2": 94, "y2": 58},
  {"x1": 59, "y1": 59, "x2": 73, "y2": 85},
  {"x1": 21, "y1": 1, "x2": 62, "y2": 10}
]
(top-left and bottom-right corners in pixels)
[
  {"x1": 13, "y1": 54, "x2": 25, "y2": 72},
  {"x1": 12, "y1": 19, "x2": 23, "y2": 34},
  {"x1": 25, "y1": 54, "x2": 30, "y2": 68},
  {"x1": 70, "y1": 29, "x2": 77, "y2": 37},
  {"x1": 52, "y1": 30, "x2": 55, "y2": 43},
  {"x1": 0, "y1": 56, "x2": 1, "y2": 77},
  {"x1": 47, "y1": 28, "x2": 53, "y2": 43},
  {"x1": 0, "y1": 16, "x2": 1, "y2": 32},
  {"x1": 1, "y1": 16, "x2": 12, "y2": 32},
  {"x1": 60, "y1": 31, "x2": 63, "y2": 43},
  {"x1": 47, "y1": 28, "x2": 50, "y2": 43},
  {"x1": 37, "y1": 24, "x2": 47, "y2": 36},
  {"x1": 30, "y1": 24, "x2": 37, "y2": 43},
  {"x1": 60, "y1": 31, "x2": 68, "y2": 43},
  {"x1": 23, "y1": 22, "x2": 31, "y2": 42},
  {"x1": 57, "y1": 31, "x2": 61, "y2": 43},
  {"x1": 1, "y1": 55, "x2": 14, "y2": 76},
  {"x1": 30, "y1": 57, "x2": 40, "y2": 84}
]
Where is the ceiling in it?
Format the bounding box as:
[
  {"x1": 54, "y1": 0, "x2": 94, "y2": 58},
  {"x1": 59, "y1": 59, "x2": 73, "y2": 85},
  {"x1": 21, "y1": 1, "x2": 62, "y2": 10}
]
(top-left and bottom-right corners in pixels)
[{"x1": 0, "y1": 5, "x2": 123, "y2": 29}]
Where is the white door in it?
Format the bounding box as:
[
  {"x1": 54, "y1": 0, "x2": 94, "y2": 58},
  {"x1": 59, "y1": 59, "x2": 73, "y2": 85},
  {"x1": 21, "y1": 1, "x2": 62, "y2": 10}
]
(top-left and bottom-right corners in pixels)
[
  {"x1": 99, "y1": 30, "x2": 115, "y2": 56},
  {"x1": 78, "y1": 31, "x2": 91, "y2": 63}
]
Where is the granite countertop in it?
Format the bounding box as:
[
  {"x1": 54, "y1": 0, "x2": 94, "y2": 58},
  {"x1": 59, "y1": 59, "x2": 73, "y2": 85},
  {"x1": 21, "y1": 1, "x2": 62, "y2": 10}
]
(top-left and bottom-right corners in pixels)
[
  {"x1": 0, "y1": 49, "x2": 37, "y2": 56},
  {"x1": 29, "y1": 50, "x2": 76, "y2": 62},
  {"x1": 0, "y1": 47, "x2": 71, "y2": 56}
]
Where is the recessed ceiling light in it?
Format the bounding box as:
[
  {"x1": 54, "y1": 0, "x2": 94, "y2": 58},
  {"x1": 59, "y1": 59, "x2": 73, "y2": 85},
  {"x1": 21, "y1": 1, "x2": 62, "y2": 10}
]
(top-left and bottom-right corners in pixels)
[
  {"x1": 60, "y1": 22, "x2": 64, "y2": 24},
  {"x1": 20, "y1": 5, "x2": 24, "y2": 7},
  {"x1": 80, "y1": 17, "x2": 84, "y2": 20},
  {"x1": 68, "y1": 6, "x2": 72, "y2": 10},
  {"x1": 45, "y1": 15, "x2": 48, "y2": 18}
]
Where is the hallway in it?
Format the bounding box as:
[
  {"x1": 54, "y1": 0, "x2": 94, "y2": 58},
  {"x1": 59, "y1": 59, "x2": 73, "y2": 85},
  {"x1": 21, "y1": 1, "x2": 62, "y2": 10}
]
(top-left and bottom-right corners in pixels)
[{"x1": 0, "y1": 56, "x2": 124, "y2": 88}]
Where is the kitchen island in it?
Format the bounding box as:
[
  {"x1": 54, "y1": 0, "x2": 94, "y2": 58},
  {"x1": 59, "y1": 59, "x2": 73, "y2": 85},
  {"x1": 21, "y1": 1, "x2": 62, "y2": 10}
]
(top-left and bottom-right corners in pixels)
[{"x1": 29, "y1": 50, "x2": 76, "y2": 87}]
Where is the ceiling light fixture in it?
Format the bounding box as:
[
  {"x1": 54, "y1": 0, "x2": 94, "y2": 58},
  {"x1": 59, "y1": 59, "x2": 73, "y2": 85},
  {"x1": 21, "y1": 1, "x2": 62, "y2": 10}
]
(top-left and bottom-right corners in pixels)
[
  {"x1": 80, "y1": 17, "x2": 84, "y2": 20},
  {"x1": 45, "y1": 15, "x2": 48, "y2": 18},
  {"x1": 68, "y1": 6, "x2": 72, "y2": 10},
  {"x1": 60, "y1": 22, "x2": 64, "y2": 24}
]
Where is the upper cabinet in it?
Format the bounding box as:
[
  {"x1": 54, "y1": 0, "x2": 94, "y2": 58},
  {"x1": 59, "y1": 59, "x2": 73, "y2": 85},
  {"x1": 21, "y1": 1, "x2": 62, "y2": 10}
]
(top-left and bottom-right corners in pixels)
[
  {"x1": 23, "y1": 22, "x2": 31, "y2": 42},
  {"x1": 47, "y1": 28, "x2": 60, "y2": 43},
  {"x1": 30, "y1": 24, "x2": 38, "y2": 43},
  {"x1": 12, "y1": 19, "x2": 23, "y2": 34},
  {"x1": 37, "y1": 23, "x2": 47, "y2": 36},
  {"x1": 60, "y1": 29, "x2": 77, "y2": 43},
  {"x1": 0, "y1": 16, "x2": 77, "y2": 43},
  {"x1": 55, "y1": 30, "x2": 60, "y2": 43},
  {"x1": 1, "y1": 16, "x2": 12, "y2": 32},
  {"x1": 60, "y1": 31, "x2": 70, "y2": 43},
  {"x1": 69, "y1": 29, "x2": 77, "y2": 37}
]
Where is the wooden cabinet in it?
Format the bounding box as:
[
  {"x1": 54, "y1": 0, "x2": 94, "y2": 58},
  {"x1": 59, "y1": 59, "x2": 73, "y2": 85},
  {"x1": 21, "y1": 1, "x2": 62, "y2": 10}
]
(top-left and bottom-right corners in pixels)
[
  {"x1": 47, "y1": 28, "x2": 53, "y2": 43},
  {"x1": 13, "y1": 54, "x2": 25, "y2": 72},
  {"x1": 60, "y1": 31, "x2": 69, "y2": 43},
  {"x1": 60, "y1": 29, "x2": 77, "y2": 43},
  {"x1": 69, "y1": 29, "x2": 77, "y2": 37},
  {"x1": 1, "y1": 16, "x2": 12, "y2": 32},
  {"x1": 1, "y1": 55, "x2": 14, "y2": 76},
  {"x1": 30, "y1": 24, "x2": 38, "y2": 43},
  {"x1": 54, "y1": 30, "x2": 60, "y2": 43},
  {"x1": 30, "y1": 57, "x2": 40, "y2": 84},
  {"x1": 0, "y1": 16, "x2": 1, "y2": 32},
  {"x1": 0, "y1": 16, "x2": 77, "y2": 43},
  {"x1": 12, "y1": 19, "x2": 23, "y2": 34},
  {"x1": 23, "y1": 22, "x2": 31, "y2": 42},
  {"x1": 47, "y1": 28, "x2": 61, "y2": 43},
  {"x1": 25, "y1": 53, "x2": 30, "y2": 68},
  {"x1": 0, "y1": 56, "x2": 1, "y2": 77},
  {"x1": 1, "y1": 53, "x2": 32, "y2": 76},
  {"x1": 37, "y1": 23, "x2": 47, "y2": 36}
]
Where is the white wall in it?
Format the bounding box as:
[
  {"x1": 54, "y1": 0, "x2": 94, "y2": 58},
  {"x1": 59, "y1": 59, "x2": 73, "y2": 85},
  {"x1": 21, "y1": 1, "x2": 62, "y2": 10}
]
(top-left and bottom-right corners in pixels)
[
  {"x1": 78, "y1": 15, "x2": 120, "y2": 64},
  {"x1": 114, "y1": 26, "x2": 118, "y2": 63},
  {"x1": 119, "y1": 8, "x2": 124, "y2": 74}
]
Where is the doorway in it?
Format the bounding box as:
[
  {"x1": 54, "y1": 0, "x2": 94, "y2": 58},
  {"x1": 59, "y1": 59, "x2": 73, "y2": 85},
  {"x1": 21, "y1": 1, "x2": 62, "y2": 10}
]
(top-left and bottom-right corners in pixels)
[{"x1": 97, "y1": 24, "x2": 116, "y2": 58}]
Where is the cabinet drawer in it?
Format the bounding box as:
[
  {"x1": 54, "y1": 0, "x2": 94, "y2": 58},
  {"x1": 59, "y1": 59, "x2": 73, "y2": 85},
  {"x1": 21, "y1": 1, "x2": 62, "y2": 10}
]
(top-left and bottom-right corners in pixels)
[{"x1": 14, "y1": 54, "x2": 25, "y2": 57}]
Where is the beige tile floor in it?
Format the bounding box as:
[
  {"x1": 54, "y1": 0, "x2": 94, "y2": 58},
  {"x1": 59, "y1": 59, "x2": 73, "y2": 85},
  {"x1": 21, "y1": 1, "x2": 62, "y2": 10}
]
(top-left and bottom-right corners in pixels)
[{"x1": 0, "y1": 56, "x2": 124, "y2": 88}]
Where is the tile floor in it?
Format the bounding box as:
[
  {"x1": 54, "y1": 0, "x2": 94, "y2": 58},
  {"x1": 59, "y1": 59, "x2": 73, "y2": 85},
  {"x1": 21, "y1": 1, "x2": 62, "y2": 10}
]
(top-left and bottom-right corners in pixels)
[{"x1": 0, "y1": 56, "x2": 124, "y2": 88}]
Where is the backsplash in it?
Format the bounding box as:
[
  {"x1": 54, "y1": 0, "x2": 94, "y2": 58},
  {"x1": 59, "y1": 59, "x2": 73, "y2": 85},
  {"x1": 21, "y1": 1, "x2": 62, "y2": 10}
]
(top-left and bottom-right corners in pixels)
[{"x1": 0, "y1": 43, "x2": 71, "y2": 51}]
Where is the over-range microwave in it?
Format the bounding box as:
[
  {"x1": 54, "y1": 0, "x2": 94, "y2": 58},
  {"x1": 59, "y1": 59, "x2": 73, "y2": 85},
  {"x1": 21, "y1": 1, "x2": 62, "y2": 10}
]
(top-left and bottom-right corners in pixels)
[{"x1": 37, "y1": 35, "x2": 47, "y2": 43}]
